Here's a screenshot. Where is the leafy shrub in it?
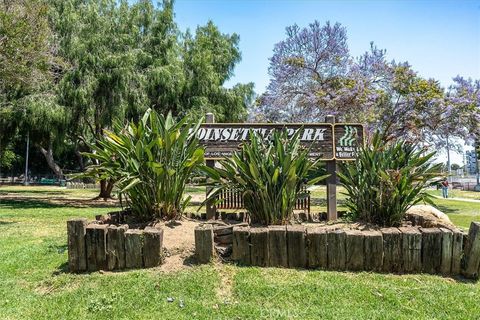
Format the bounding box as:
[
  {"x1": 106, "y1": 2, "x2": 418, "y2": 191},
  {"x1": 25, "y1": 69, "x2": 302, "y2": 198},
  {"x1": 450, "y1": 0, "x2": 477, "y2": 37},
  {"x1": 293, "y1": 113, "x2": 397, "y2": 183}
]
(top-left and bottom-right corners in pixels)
[
  {"x1": 83, "y1": 109, "x2": 204, "y2": 221},
  {"x1": 204, "y1": 130, "x2": 327, "y2": 225},
  {"x1": 338, "y1": 132, "x2": 441, "y2": 227}
]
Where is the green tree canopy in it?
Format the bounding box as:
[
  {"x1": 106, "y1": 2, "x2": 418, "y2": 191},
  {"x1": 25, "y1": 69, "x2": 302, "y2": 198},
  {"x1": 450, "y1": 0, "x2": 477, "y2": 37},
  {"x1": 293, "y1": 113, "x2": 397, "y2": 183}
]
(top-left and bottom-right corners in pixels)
[{"x1": 46, "y1": 0, "x2": 253, "y2": 196}]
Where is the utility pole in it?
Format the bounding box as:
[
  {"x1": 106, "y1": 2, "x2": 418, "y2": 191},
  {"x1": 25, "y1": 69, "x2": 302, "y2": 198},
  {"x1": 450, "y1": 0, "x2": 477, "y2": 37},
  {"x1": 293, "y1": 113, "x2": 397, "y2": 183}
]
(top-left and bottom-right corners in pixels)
[
  {"x1": 24, "y1": 131, "x2": 29, "y2": 186},
  {"x1": 446, "y1": 135, "x2": 451, "y2": 182},
  {"x1": 476, "y1": 140, "x2": 480, "y2": 188}
]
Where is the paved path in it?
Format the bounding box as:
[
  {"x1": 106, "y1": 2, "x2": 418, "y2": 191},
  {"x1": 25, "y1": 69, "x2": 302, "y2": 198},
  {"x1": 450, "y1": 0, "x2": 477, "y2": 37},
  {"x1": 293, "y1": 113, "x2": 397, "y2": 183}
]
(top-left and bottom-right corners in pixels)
[{"x1": 432, "y1": 195, "x2": 480, "y2": 203}]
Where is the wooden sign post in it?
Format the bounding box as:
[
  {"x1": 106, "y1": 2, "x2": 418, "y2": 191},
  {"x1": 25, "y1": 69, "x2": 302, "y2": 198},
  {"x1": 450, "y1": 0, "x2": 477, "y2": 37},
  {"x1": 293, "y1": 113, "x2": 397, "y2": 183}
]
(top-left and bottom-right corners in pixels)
[
  {"x1": 205, "y1": 113, "x2": 216, "y2": 220},
  {"x1": 325, "y1": 115, "x2": 337, "y2": 221}
]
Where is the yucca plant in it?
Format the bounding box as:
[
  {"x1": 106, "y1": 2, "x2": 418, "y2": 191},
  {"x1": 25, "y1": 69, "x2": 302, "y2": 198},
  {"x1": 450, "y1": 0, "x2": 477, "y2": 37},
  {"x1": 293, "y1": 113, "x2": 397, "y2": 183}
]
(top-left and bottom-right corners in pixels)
[
  {"x1": 82, "y1": 109, "x2": 204, "y2": 221},
  {"x1": 338, "y1": 132, "x2": 442, "y2": 227},
  {"x1": 203, "y1": 130, "x2": 328, "y2": 225}
]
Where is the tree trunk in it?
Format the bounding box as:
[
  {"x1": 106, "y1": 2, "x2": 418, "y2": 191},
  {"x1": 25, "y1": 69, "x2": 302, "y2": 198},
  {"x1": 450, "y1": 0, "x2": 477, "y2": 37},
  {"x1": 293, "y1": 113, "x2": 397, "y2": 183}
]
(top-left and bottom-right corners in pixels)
[
  {"x1": 74, "y1": 146, "x2": 84, "y2": 171},
  {"x1": 38, "y1": 142, "x2": 63, "y2": 178},
  {"x1": 96, "y1": 179, "x2": 114, "y2": 200}
]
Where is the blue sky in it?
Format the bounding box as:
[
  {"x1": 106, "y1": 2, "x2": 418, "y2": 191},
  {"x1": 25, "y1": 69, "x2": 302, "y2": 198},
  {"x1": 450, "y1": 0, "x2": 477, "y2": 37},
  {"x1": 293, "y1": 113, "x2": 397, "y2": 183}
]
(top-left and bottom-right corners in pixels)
[
  {"x1": 173, "y1": 0, "x2": 480, "y2": 164},
  {"x1": 174, "y1": 0, "x2": 480, "y2": 93}
]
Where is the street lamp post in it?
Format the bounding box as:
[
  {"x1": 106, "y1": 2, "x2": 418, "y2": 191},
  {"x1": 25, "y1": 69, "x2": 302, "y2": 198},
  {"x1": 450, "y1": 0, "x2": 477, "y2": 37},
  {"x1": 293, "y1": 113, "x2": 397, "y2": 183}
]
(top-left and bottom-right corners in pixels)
[{"x1": 24, "y1": 131, "x2": 29, "y2": 186}]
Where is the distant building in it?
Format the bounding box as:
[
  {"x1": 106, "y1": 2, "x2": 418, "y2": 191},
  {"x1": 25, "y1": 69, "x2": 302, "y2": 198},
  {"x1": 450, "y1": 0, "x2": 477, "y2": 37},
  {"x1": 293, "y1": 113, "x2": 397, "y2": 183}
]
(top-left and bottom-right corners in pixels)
[{"x1": 465, "y1": 150, "x2": 477, "y2": 175}]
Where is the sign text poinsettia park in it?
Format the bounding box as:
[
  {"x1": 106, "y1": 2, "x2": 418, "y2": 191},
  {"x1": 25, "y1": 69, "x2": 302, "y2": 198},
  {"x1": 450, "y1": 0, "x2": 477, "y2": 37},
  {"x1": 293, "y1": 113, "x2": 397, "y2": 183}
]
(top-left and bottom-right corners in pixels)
[{"x1": 197, "y1": 123, "x2": 364, "y2": 160}]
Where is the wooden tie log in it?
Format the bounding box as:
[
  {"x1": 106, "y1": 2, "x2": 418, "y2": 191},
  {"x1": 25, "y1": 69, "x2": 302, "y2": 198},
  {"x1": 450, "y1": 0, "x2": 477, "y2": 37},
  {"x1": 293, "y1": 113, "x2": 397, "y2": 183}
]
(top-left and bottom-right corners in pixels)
[
  {"x1": 462, "y1": 222, "x2": 480, "y2": 279},
  {"x1": 381, "y1": 228, "x2": 402, "y2": 273},
  {"x1": 214, "y1": 225, "x2": 234, "y2": 236},
  {"x1": 125, "y1": 229, "x2": 144, "y2": 269},
  {"x1": 106, "y1": 224, "x2": 128, "y2": 270},
  {"x1": 363, "y1": 230, "x2": 383, "y2": 271},
  {"x1": 398, "y1": 227, "x2": 421, "y2": 273},
  {"x1": 143, "y1": 227, "x2": 164, "y2": 268},
  {"x1": 420, "y1": 228, "x2": 442, "y2": 274},
  {"x1": 232, "y1": 226, "x2": 251, "y2": 265},
  {"x1": 327, "y1": 229, "x2": 346, "y2": 270},
  {"x1": 440, "y1": 228, "x2": 453, "y2": 275},
  {"x1": 215, "y1": 233, "x2": 233, "y2": 245},
  {"x1": 195, "y1": 224, "x2": 214, "y2": 264},
  {"x1": 451, "y1": 230, "x2": 464, "y2": 275},
  {"x1": 268, "y1": 226, "x2": 287, "y2": 267},
  {"x1": 306, "y1": 227, "x2": 328, "y2": 269},
  {"x1": 85, "y1": 224, "x2": 108, "y2": 271},
  {"x1": 287, "y1": 225, "x2": 306, "y2": 268},
  {"x1": 250, "y1": 227, "x2": 269, "y2": 267},
  {"x1": 67, "y1": 218, "x2": 88, "y2": 272},
  {"x1": 345, "y1": 230, "x2": 364, "y2": 271}
]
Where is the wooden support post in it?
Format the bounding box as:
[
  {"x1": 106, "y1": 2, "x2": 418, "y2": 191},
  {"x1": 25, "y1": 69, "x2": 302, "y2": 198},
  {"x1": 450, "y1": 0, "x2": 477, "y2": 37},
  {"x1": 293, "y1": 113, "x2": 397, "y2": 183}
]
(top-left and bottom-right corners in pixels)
[
  {"x1": 67, "y1": 218, "x2": 88, "y2": 272},
  {"x1": 462, "y1": 222, "x2": 480, "y2": 279},
  {"x1": 345, "y1": 230, "x2": 364, "y2": 271},
  {"x1": 106, "y1": 224, "x2": 127, "y2": 270},
  {"x1": 287, "y1": 225, "x2": 306, "y2": 268},
  {"x1": 325, "y1": 115, "x2": 337, "y2": 221},
  {"x1": 327, "y1": 229, "x2": 346, "y2": 270},
  {"x1": 125, "y1": 229, "x2": 144, "y2": 269},
  {"x1": 399, "y1": 227, "x2": 421, "y2": 273},
  {"x1": 195, "y1": 224, "x2": 214, "y2": 264},
  {"x1": 143, "y1": 227, "x2": 164, "y2": 268},
  {"x1": 268, "y1": 226, "x2": 288, "y2": 267},
  {"x1": 440, "y1": 228, "x2": 453, "y2": 275},
  {"x1": 381, "y1": 228, "x2": 402, "y2": 273},
  {"x1": 420, "y1": 228, "x2": 442, "y2": 274},
  {"x1": 250, "y1": 227, "x2": 269, "y2": 267},
  {"x1": 451, "y1": 230, "x2": 464, "y2": 275},
  {"x1": 232, "y1": 226, "x2": 250, "y2": 265},
  {"x1": 205, "y1": 112, "x2": 216, "y2": 220},
  {"x1": 85, "y1": 224, "x2": 108, "y2": 271},
  {"x1": 306, "y1": 227, "x2": 328, "y2": 269},
  {"x1": 363, "y1": 230, "x2": 383, "y2": 271}
]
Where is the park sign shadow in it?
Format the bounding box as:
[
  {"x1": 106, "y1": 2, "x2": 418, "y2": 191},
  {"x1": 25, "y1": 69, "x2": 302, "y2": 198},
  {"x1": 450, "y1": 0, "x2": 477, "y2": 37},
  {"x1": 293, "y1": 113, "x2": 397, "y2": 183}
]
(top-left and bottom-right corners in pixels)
[{"x1": 196, "y1": 123, "x2": 364, "y2": 161}]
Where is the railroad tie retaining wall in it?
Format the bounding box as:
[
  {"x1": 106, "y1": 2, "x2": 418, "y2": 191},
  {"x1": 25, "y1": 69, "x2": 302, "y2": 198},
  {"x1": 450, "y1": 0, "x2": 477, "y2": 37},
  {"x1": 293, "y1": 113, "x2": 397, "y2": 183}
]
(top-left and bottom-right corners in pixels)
[
  {"x1": 67, "y1": 219, "x2": 164, "y2": 272},
  {"x1": 195, "y1": 222, "x2": 480, "y2": 279}
]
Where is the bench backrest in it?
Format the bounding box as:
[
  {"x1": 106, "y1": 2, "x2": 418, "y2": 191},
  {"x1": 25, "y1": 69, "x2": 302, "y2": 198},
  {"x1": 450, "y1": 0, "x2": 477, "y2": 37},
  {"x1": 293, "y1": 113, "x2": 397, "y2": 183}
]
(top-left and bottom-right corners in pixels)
[{"x1": 215, "y1": 186, "x2": 310, "y2": 213}]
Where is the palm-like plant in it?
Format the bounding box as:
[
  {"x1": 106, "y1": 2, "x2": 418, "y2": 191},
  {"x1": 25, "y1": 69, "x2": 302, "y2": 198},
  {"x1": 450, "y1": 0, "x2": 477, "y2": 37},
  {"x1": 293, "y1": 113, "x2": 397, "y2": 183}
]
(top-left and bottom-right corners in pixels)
[
  {"x1": 203, "y1": 130, "x2": 328, "y2": 225},
  {"x1": 82, "y1": 109, "x2": 204, "y2": 221},
  {"x1": 338, "y1": 132, "x2": 442, "y2": 227}
]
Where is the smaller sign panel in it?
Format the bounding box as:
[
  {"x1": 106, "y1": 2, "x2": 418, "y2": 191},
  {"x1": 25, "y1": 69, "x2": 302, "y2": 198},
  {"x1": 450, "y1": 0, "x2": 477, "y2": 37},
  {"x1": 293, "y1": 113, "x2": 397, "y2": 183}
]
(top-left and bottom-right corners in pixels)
[{"x1": 334, "y1": 124, "x2": 365, "y2": 160}]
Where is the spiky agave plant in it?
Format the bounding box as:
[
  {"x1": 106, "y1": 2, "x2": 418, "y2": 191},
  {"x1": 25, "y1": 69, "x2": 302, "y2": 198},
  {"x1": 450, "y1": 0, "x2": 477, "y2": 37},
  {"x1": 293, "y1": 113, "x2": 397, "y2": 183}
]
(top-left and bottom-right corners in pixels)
[
  {"x1": 203, "y1": 129, "x2": 328, "y2": 225},
  {"x1": 338, "y1": 132, "x2": 442, "y2": 227},
  {"x1": 82, "y1": 109, "x2": 204, "y2": 221}
]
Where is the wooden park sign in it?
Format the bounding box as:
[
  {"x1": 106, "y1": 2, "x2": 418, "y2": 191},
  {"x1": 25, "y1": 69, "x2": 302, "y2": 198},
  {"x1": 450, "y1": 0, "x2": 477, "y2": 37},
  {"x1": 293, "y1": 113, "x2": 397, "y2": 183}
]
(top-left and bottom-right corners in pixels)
[
  {"x1": 198, "y1": 123, "x2": 364, "y2": 160},
  {"x1": 200, "y1": 114, "x2": 365, "y2": 221}
]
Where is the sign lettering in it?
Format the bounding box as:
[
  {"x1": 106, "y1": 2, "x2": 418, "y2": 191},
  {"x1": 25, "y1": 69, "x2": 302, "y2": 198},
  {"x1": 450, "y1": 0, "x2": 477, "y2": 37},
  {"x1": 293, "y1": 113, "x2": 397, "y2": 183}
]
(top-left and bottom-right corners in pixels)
[{"x1": 198, "y1": 123, "x2": 364, "y2": 160}]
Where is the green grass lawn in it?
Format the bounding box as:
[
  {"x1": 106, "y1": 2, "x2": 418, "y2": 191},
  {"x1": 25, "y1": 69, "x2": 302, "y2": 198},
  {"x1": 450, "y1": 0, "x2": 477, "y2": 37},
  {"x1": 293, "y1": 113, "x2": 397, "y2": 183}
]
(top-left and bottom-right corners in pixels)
[
  {"x1": 425, "y1": 189, "x2": 480, "y2": 229},
  {"x1": 0, "y1": 186, "x2": 479, "y2": 319},
  {"x1": 427, "y1": 188, "x2": 480, "y2": 201},
  {"x1": 310, "y1": 186, "x2": 480, "y2": 229}
]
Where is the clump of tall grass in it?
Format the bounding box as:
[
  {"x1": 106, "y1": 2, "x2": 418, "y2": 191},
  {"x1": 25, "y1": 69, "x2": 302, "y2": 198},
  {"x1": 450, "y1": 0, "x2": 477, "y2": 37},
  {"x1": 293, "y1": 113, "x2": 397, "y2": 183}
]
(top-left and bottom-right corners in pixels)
[
  {"x1": 338, "y1": 132, "x2": 441, "y2": 227},
  {"x1": 204, "y1": 130, "x2": 327, "y2": 225},
  {"x1": 83, "y1": 109, "x2": 204, "y2": 221}
]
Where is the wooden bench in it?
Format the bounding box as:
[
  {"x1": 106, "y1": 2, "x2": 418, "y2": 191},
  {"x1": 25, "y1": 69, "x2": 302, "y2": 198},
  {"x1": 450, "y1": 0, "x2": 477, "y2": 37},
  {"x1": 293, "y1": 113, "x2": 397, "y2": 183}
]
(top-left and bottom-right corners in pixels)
[
  {"x1": 215, "y1": 186, "x2": 311, "y2": 213},
  {"x1": 39, "y1": 178, "x2": 57, "y2": 185},
  {"x1": 451, "y1": 182, "x2": 464, "y2": 190}
]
